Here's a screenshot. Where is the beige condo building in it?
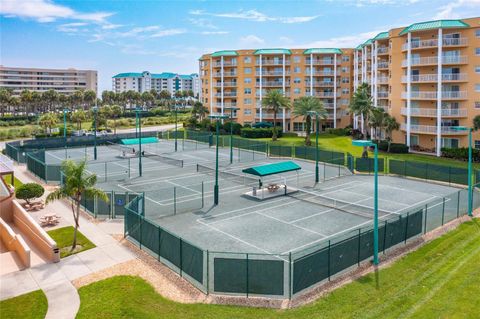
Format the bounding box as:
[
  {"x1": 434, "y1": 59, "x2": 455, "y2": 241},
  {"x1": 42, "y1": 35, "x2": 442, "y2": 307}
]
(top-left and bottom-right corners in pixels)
[{"x1": 200, "y1": 17, "x2": 480, "y2": 156}]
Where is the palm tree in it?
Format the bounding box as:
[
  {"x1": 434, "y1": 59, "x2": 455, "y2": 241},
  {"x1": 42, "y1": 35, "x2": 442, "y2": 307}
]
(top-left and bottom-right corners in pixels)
[
  {"x1": 42, "y1": 89, "x2": 59, "y2": 112},
  {"x1": 20, "y1": 89, "x2": 33, "y2": 115},
  {"x1": 70, "y1": 110, "x2": 88, "y2": 130},
  {"x1": 46, "y1": 160, "x2": 108, "y2": 250},
  {"x1": 0, "y1": 88, "x2": 11, "y2": 116},
  {"x1": 38, "y1": 113, "x2": 59, "y2": 135},
  {"x1": 349, "y1": 83, "x2": 373, "y2": 137},
  {"x1": 83, "y1": 90, "x2": 96, "y2": 109},
  {"x1": 384, "y1": 115, "x2": 400, "y2": 153},
  {"x1": 71, "y1": 90, "x2": 84, "y2": 110},
  {"x1": 141, "y1": 91, "x2": 155, "y2": 109},
  {"x1": 110, "y1": 104, "x2": 123, "y2": 134},
  {"x1": 262, "y1": 90, "x2": 291, "y2": 141},
  {"x1": 192, "y1": 101, "x2": 208, "y2": 121},
  {"x1": 293, "y1": 96, "x2": 327, "y2": 146},
  {"x1": 368, "y1": 108, "x2": 387, "y2": 140},
  {"x1": 31, "y1": 91, "x2": 42, "y2": 114}
]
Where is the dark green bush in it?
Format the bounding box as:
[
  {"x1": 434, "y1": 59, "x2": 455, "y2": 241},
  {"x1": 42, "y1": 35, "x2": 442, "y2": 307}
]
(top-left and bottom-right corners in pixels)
[
  {"x1": 223, "y1": 122, "x2": 243, "y2": 135},
  {"x1": 327, "y1": 127, "x2": 352, "y2": 136},
  {"x1": 240, "y1": 128, "x2": 282, "y2": 138},
  {"x1": 441, "y1": 147, "x2": 480, "y2": 162},
  {"x1": 16, "y1": 183, "x2": 45, "y2": 204}
]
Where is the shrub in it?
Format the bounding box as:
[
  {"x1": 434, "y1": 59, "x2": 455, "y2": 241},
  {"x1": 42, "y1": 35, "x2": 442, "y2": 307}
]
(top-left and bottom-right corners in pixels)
[
  {"x1": 240, "y1": 128, "x2": 282, "y2": 138},
  {"x1": 16, "y1": 183, "x2": 45, "y2": 204},
  {"x1": 327, "y1": 127, "x2": 352, "y2": 136},
  {"x1": 442, "y1": 147, "x2": 480, "y2": 162},
  {"x1": 223, "y1": 122, "x2": 243, "y2": 135}
]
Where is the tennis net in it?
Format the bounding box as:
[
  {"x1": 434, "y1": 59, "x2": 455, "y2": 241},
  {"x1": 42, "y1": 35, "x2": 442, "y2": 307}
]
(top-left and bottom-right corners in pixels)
[
  {"x1": 289, "y1": 189, "x2": 397, "y2": 220},
  {"x1": 143, "y1": 151, "x2": 184, "y2": 167},
  {"x1": 196, "y1": 164, "x2": 258, "y2": 186}
]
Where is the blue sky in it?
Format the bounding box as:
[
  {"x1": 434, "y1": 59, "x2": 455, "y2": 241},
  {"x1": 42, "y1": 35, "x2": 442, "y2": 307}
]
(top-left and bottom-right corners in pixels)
[{"x1": 1, "y1": 0, "x2": 478, "y2": 92}]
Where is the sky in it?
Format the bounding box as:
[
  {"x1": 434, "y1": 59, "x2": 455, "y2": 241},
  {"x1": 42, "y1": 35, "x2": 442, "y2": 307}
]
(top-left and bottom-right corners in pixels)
[{"x1": 1, "y1": 0, "x2": 479, "y2": 93}]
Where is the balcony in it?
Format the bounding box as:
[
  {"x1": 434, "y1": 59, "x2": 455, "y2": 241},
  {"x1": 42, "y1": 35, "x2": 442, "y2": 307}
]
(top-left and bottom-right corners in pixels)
[
  {"x1": 213, "y1": 61, "x2": 237, "y2": 67},
  {"x1": 402, "y1": 56, "x2": 468, "y2": 67},
  {"x1": 255, "y1": 60, "x2": 291, "y2": 66},
  {"x1": 401, "y1": 37, "x2": 468, "y2": 51},
  {"x1": 213, "y1": 71, "x2": 237, "y2": 77},
  {"x1": 255, "y1": 112, "x2": 291, "y2": 120},
  {"x1": 377, "y1": 61, "x2": 389, "y2": 69},
  {"x1": 305, "y1": 81, "x2": 335, "y2": 87},
  {"x1": 400, "y1": 108, "x2": 468, "y2": 117},
  {"x1": 256, "y1": 70, "x2": 291, "y2": 76},
  {"x1": 377, "y1": 76, "x2": 389, "y2": 84},
  {"x1": 256, "y1": 81, "x2": 291, "y2": 87},
  {"x1": 214, "y1": 82, "x2": 237, "y2": 87},
  {"x1": 377, "y1": 91, "x2": 389, "y2": 99},
  {"x1": 400, "y1": 124, "x2": 469, "y2": 135},
  {"x1": 401, "y1": 73, "x2": 468, "y2": 83},
  {"x1": 307, "y1": 71, "x2": 335, "y2": 76},
  {"x1": 256, "y1": 91, "x2": 291, "y2": 97},
  {"x1": 214, "y1": 92, "x2": 237, "y2": 97},
  {"x1": 401, "y1": 91, "x2": 467, "y2": 100},
  {"x1": 305, "y1": 59, "x2": 340, "y2": 65},
  {"x1": 215, "y1": 102, "x2": 238, "y2": 108},
  {"x1": 377, "y1": 47, "x2": 389, "y2": 55},
  {"x1": 312, "y1": 92, "x2": 336, "y2": 98}
]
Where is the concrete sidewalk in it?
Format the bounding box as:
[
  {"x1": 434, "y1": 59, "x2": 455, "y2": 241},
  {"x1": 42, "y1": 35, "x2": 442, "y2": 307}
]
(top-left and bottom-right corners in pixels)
[{"x1": 0, "y1": 164, "x2": 136, "y2": 318}]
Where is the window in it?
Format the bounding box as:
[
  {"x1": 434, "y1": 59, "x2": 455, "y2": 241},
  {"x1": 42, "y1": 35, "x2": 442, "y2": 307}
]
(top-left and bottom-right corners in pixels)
[
  {"x1": 342, "y1": 77, "x2": 349, "y2": 83},
  {"x1": 476, "y1": 66, "x2": 480, "y2": 73},
  {"x1": 477, "y1": 84, "x2": 480, "y2": 92},
  {"x1": 244, "y1": 88, "x2": 252, "y2": 94},
  {"x1": 341, "y1": 99, "x2": 350, "y2": 105},
  {"x1": 476, "y1": 29, "x2": 480, "y2": 38},
  {"x1": 475, "y1": 101, "x2": 480, "y2": 109},
  {"x1": 341, "y1": 67, "x2": 349, "y2": 73},
  {"x1": 244, "y1": 57, "x2": 251, "y2": 63},
  {"x1": 293, "y1": 56, "x2": 300, "y2": 63},
  {"x1": 244, "y1": 98, "x2": 252, "y2": 105},
  {"x1": 292, "y1": 67, "x2": 300, "y2": 73},
  {"x1": 342, "y1": 88, "x2": 350, "y2": 95},
  {"x1": 476, "y1": 48, "x2": 480, "y2": 56},
  {"x1": 294, "y1": 77, "x2": 301, "y2": 84},
  {"x1": 293, "y1": 122, "x2": 304, "y2": 131},
  {"x1": 244, "y1": 68, "x2": 252, "y2": 74},
  {"x1": 244, "y1": 109, "x2": 252, "y2": 115},
  {"x1": 441, "y1": 138, "x2": 459, "y2": 149},
  {"x1": 244, "y1": 78, "x2": 252, "y2": 84},
  {"x1": 342, "y1": 55, "x2": 350, "y2": 62},
  {"x1": 293, "y1": 88, "x2": 301, "y2": 94}
]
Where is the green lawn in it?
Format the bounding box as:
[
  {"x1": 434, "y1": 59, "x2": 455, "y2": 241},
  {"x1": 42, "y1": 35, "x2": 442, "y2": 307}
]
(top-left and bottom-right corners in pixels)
[
  {"x1": 256, "y1": 135, "x2": 476, "y2": 169},
  {"x1": 47, "y1": 226, "x2": 96, "y2": 258},
  {"x1": 3, "y1": 174, "x2": 23, "y2": 188},
  {"x1": 76, "y1": 220, "x2": 480, "y2": 319},
  {"x1": 0, "y1": 290, "x2": 48, "y2": 319}
]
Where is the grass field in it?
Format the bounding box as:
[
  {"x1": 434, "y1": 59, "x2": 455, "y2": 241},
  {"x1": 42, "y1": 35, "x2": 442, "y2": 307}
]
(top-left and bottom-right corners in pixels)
[
  {"x1": 47, "y1": 226, "x2": 96, "y2": 258},
  {"x1": 0, "y1": 290, "x2": 48, "y2": 319},
  {"x1": 76, "y1": 219, "x2": 480, "y2": 319},
  {"x1": 254, "y1": 135, "x2": 476, "y2": 169},
  {"x1": 3, "y1": 174, "x2": 23, "y2": 188}
]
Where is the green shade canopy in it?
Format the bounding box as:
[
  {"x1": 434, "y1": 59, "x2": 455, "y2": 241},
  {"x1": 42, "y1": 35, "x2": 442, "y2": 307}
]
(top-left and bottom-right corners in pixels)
[
  {"x1": 399, "y1": 19, "x2": 469, "y2": 35},
  {"x1": 352, "y1": 140, "x2": 375, "y2": 147},
  {"x1": 254, "y1": 49, "x2": 292, "y2": 55},
  {"x1": 303, "y1": 48, "x2": 343, "y2": 54},
  {"x1": 242, "y1": 161, "x2": 301, "y2": 177},
  {"x1": 373, "y1": 32, "x2": 389, "y2": 40},
  {"x1": 121, "y1": 137, "x2": 158, "y2": 145},
  {"x1": 211, "y1": 50, "x2": 238, "y2": 57},
  {"x1": 451, "y1": 126, "x2": 470, "y2": 131}
]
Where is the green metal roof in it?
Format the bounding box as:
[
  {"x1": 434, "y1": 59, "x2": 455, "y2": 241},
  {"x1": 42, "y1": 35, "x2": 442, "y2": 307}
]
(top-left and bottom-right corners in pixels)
[
  {"x1": 253, "y1": 49, "x2": 292, "y2": 55},
  {"x1": 399, "y1": 19, "x2": 469, "y2": 35},
  {"x1": 363, "y1": 39, "x2": 373, "y2": 46},
  {"x1": 112, "y1": 72, "x2": 143, "y2": 78},
  {"x1": 211, "y1": 50, "x2": 238, "y2": 57},
  {"x1": 303, "y1": 48, "x2": 343, "y2": 54},
  {"x1": 242, "y1": 161, "x2": 301, "y2": 177},
  {"x1": 355, "y1": 45, "x2": 363, "y2": 50},
  {"x1": 121, "y1": 137, "x2": 158, "y2": 145},
  {"x1": 373, "y1": 32, "x2": 389, "y2": 41}
]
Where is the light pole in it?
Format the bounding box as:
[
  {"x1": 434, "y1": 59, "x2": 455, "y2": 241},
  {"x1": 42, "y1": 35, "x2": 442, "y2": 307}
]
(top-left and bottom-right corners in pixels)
[
  {"x1": 63, "y1": 108, "x2": 70, "y2": 157},
  {"x1": 352, "y1": 139, "x2": 379, "y2": 265},
  {"x1": 93, "y1": 106, "x2": 98, "y2": 160},
  {"x1": 308, "y1": 111, "x2": 320, "y2": 183},
  {"x1": 209, "y1": 114, "x2": 229, "y2": 205},
  {"x1": 174, "y1": 101, "x2": 179, "y2": 152},
  {"x1": 135, "y1": 108, "x2": 144, "y2": 177},
  {"x1": 224, "y1": 107, "x2": 239, "y2": 164},
  {"x1": 452, "y1": 126, "x2": 473, "y2": 216}
]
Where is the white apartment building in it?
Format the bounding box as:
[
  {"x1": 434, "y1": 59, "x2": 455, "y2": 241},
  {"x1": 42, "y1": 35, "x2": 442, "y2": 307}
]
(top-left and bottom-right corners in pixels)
[
  {"x1": 0, "y1": 65, "x2": 97, "y2": 95},
  {"x1": 112, "y1": 71, "x2": 200, "y2": 97}
]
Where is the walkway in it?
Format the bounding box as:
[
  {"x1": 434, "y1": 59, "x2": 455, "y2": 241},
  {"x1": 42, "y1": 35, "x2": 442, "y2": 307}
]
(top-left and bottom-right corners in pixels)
[{"x1": 0, "y1": 164, "x2": 136, "y2": 318}]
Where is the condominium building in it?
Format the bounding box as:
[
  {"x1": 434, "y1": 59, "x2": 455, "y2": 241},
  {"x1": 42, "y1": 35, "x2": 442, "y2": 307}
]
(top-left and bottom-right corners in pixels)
[
  {"x1": 0, "y1": 66, "x2": 97, "y2": 95},
  {"x1": 112, "y1": 71, "x2": 200, "y2": 97},
  {"x1": 199, "y1": 49, "x2": 353, "y2": 132},
  {"x1": 354, "y1": 17, "x2": 480, "y2": 155}
]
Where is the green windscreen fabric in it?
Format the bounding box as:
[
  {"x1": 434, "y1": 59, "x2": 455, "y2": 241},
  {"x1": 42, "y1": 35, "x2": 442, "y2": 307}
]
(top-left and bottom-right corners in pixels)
[
  {"x1": 406, "y1": 210, "x2": 423, "y2": 238},
  {"x1": 318, "y1": 150, "x2": 345, "y2": 165},
  {"x1": 269, "y1": 145, "x2": 292, "y2": 157},
  {"x1": 293, "y1": 247, "x2": 329, "y2": 294},
  {"x1": 214, "y1": 258, "x2": 247, "y2": 293},
  {"x1": 330, "y1": 235, "x2": 360, "y2": 275},
  {"x1": 46, "y1": 165, "x2": 61, "y2": 182},
  {"x1": 294, "y1": 146, "x2": 315, "y2": 161},
  {"x1": 26, "y1": 154, "x2": 46, "y2": 181},
  {"x1": 389, "y1": 159, "x2": 469, "y2": 185},
  {"x1": 181, "y1": 241, "x2": 204, "y2": 284},
  {"x1": 141, "y1": 219, "x2": 160, "y2": 255},
  {"x1": 159, "y1": 229, "x2": 181, "y2": 268},
  {"x1": 355, "y1": 157, "x2": 384, "y2": 173},
  {"x1": 383, "y1": 216, "x2": 407, "y2": 251},
  {"x1": 96, "y1": 192, "x2": 112, "y2": 217}
]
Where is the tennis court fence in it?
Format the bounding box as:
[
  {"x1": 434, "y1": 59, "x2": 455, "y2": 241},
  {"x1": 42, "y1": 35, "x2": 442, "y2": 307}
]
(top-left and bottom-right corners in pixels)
[{"x1": 124, "y1": 183, "x2": 479, "y2": 299}]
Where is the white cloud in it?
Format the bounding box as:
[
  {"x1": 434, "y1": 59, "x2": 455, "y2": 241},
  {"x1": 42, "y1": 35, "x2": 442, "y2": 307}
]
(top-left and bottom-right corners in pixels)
[
  {"x1": 0, "y1": 0, "x2": 113, "y2": 23},
  {"x1": 200, "y1": 31, "x2": 229, "y2": 35},
  {"x1": 189, "y1": 9, "x2": 319, "y2": 24},
  {"x1": 297, "y1": 30, "x2": 382, "y2": 48},
  {"x1": 239, "y1": 35, "x2": 265, "y2": 47},
  {"x1": 434, "y1": 0, "x2": 480, "y2": 19},
  {"x1": 151, "y1": 29, "x2": 186, "y2": 38},
  {"x1": 57, "y1": 22, "x2": 88, "y2": 33},
  {"x1": 188, "y1": 18, "x2": 217, "y2": 29},
  {"x1": 279, "y1": 36, "x2": 294, "y2": 45}
]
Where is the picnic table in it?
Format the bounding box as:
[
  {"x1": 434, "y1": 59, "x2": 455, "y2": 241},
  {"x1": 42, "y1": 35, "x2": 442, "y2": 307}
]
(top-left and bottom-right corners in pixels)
[{"x1": 40, "y1": 213, "x2": 60, "y2": 226}]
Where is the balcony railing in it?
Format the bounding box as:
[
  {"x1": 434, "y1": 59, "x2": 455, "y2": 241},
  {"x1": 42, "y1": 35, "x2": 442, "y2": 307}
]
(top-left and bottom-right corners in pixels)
[
  {"x1": 401, "y1": 123, "x2": 469, "y2": 135},
  {"x1": 377, "y1": 92, "x2": 389, "y2": 98},
  {"x1": 256, "y1": 70, "x2": 291, "y2": 76},
  {"x1": 215, "y1": 102, "x2": 238, "y2": 107},
  {"x1": 401, "y1": 91, "x2": 467, "y2": 100},
  {"x1": 255, "y1": 60, "x2": 291, "y2": 66},
  {"x1": 306, "y1": 71, "x2": 335, "y2": 76},
  {"x1": 255, "y1": 91, "x2": 291, "y2": 97},
  {"x1": 214, "y1": 82, "x2": 237, "y2": 87},
  {"x1": 402, "y1": 37, "x2": 468, "y2": 51},
  {"x1": 305, "y1": 59, "x2": 340, "y2": 65},
  {"x1": 377, "y1": 76, "x2": 389, "y2": 84},
  {"x1": 402, "y1": 56, "x2": 468, "y2": 67},
  {"x1": 401, "y1": 73, "x2": 468, "y2": 83},
  {"x1": 256, "y1": 81, "x2": 291, "y2": 87},
  {"x1": 377, "y1": 62, "x2": 389, "y2": 69},
  {"x1": 255, "y1": 112, "x2": 292, "y2": 120},
  {"x1": 305, "y1": 81, "x2": 335, "y2": 87},
  {"x1": 213, "y1": 61, "x2": 237, "y2": 67},
  {"x1": 213, "y1": 72, "x2": 237, "y2": 77},
  {"x1": 312, "y1": 92, "x2": 336, "y2": 98},
  {"x1": 377, "y1": 47, "x2": 389, "y2": 54},
  {"x1": 214, "y1": 92, "x2": 237, "y2": 97},
  {"x1": 400, "y1": 108, "x2": 468, "y2": 117}
]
